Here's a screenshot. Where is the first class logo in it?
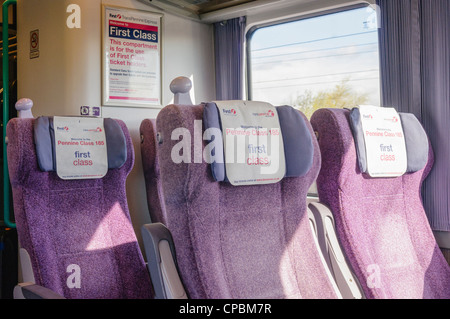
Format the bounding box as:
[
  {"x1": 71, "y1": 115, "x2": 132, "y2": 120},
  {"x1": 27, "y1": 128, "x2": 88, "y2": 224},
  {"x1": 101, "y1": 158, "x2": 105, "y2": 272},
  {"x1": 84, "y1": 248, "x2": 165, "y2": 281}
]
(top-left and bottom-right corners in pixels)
[
  {"x1": 83, "y1": 127, "x2": 103, "y2": 133},
  {"x1": 364, "y1": 114, "x2": 398, "y2": 123},
  {"x1": 252, "y1": 109, "x2": 275, "y2": 117},
  {"x1": 108, "y1": 11, "x2": 156, "y2": 25},
  {"x1": 222, "y1": 108, "x2": 237, "y2": 116},
  {"x1": 382, "y1": 116, "x2": 399, "y2": 123},
  {"x1": 109, "y1": 13, "x2": 122, "y2": 19}
]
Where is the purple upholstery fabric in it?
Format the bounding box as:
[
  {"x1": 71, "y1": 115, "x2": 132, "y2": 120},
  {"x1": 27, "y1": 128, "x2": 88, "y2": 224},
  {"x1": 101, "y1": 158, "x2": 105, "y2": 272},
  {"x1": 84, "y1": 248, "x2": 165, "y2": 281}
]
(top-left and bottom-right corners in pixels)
[
  {"x1": 7, "y1": 118, "x2": 153, "y2": 299},
  {"x1": 310, "y1": 108, "x2": 450, "y2": 299},
  {"x1": 140, "y1": 119, "x2": 167, "y2": 225},
  {"x1": 154, "y1": 104, "x2": 339, "y2": 299}
]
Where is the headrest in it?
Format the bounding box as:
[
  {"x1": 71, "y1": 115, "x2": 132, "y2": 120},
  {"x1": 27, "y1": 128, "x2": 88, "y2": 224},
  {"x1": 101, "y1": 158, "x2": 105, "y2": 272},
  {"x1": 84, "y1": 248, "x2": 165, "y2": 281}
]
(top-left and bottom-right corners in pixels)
[
  {"x1": 203, "y1": 102, "x2": 313, "y2": 185},
  {"x1": 349, "y1": 106, "x2": 429, "y2": 175},
  {"x1": 34, "y1": 116, "x2": 127, "y2": 173}
]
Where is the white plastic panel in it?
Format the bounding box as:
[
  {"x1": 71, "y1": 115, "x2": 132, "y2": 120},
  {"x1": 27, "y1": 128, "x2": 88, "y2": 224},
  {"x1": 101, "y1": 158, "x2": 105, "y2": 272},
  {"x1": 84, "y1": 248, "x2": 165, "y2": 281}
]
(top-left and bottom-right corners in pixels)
[
  {"x1": 309, "y1": 212, "x2": 343, "y2": 299},
  {"x1": 324, "y1": 216, "x2": 363, "y2": 299},
  {"x1": 159, "y1": 240, "x2": 187, "y2": 299}
]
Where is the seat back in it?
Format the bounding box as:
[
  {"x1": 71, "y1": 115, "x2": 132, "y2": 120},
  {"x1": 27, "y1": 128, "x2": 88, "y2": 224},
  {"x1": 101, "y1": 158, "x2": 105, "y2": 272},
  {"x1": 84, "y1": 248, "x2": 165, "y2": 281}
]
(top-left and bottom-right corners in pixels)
[
  {"x1": 311, "y1": 108, "x2": 450, "y2": 299},
  {"x1": 140, "y1": 76, "x2": 193, "y2": 224},
  {"x1": 154, "y1": 102, "x2": 340, "y2": 299},
  {"x1": 140, "y1": 119, "x2": 167, "y2": 224},
  {"x1": 7, "y1": 116, "x2": 153, "y2": 299}
]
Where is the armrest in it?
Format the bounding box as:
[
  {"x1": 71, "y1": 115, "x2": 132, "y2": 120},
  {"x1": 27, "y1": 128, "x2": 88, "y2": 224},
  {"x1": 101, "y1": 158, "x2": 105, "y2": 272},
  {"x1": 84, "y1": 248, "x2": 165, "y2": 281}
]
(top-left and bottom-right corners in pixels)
[
  {"x1": 308, "y1": 201, "x2": 364, "y2": 299},
  {"x1": 14, "y1": 282, "x2": 66, "y2": 299},
  {"x1": 141, "y1": 223, "x2": 187, "y2": 299}
]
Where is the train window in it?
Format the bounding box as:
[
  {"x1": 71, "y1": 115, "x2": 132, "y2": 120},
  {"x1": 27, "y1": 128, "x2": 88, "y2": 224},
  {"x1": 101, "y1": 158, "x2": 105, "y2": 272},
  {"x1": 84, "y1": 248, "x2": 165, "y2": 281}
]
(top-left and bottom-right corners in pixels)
[
  {"x1": 247, "y1": 5, "x2": 380, "y2": 197},
  {"x1": 247, "y1": 5, "x2": 381, "y2": 119}
]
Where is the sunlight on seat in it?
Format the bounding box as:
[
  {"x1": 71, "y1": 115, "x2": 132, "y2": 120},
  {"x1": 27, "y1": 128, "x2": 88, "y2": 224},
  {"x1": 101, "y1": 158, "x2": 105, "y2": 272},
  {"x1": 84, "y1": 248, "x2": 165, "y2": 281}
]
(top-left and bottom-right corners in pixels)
[
  {"x1": 85, "y1": 202, "x2": 136, "y2": 251},
  {"x1": 278, "y1": 218, "x2": 343, "y2": 299},
  {"x1": 279, "y1": 245, "x2": 301, "y2": 298}
]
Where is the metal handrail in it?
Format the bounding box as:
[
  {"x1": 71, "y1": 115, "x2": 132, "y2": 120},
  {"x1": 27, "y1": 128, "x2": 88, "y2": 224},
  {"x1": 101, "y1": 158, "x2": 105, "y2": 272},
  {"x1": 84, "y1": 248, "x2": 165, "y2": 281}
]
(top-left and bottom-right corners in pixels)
[{"x1": 3, "y1": 0, "x2": 17, "y2": 228}]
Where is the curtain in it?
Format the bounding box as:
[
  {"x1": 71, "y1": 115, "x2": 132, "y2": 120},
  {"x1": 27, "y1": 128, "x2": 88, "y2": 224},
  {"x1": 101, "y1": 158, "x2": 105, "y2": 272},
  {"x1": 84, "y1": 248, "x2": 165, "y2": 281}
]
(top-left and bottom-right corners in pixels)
[
  {"x1": 377, "y1": 0, "x2": 450, "y2": 231},
  {"x1": 213, "y1": 16, "x2": 246, "y2": 100},
  {"x1": 377, "y1": 0, "x2": 422, "y2": 117}
]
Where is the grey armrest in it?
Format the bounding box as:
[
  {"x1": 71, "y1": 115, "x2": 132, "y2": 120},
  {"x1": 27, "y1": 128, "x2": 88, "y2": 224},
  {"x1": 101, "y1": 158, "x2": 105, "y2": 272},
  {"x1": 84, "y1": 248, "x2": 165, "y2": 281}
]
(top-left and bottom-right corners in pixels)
[
  {"x1": 434, "y1": 231, "x2": 450, "y2": 249},
  {"x1": 14, "y1": 282, "x2": 66, "y2": 299},
  {"x1": 141, "y1": 223, "x2": 187, "y2": 299},
  {"x1": 308, "y1": 202, "x2": 364, "y2": 299}
]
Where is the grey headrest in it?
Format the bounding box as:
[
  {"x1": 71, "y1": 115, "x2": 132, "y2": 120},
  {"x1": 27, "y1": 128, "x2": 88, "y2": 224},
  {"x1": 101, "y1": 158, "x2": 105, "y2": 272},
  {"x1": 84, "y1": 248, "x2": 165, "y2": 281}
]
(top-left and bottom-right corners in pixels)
[{"x1": 203, "y1": 102, "x2": 314, "y2": 182}]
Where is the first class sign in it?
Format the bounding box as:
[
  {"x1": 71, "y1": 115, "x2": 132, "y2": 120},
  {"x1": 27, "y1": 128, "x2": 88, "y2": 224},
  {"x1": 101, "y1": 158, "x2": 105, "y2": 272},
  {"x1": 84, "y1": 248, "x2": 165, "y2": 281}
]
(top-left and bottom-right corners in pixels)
[
  {"x1": 103, "y1": 6, "x2": 162, "y2": 107},
  {"x1": 359, "y1": 105, "x2": 407, "y2": 178},
  {"x1": 54, "y1": 117, "x2": 108, "y2": 180}
]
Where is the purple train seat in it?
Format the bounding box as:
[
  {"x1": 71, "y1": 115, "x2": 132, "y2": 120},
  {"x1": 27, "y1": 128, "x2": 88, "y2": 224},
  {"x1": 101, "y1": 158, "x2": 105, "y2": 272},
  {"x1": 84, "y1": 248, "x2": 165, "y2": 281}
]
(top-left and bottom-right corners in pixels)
[
  {"x1": 140, "y1": 119, "x2": 167, "y2": 225},
  {"x1": 310, "y1": 108, "x2": 450, "y2": 299},
  {"x1": 7, "y1": 115, "x2": 153, "y2": 299},
  {"x1": 142, "y1": 102, "x2": 342, "y2": 299},
  {"x1": 140, "y1": 77, "x2": 193, "y2": 225}
]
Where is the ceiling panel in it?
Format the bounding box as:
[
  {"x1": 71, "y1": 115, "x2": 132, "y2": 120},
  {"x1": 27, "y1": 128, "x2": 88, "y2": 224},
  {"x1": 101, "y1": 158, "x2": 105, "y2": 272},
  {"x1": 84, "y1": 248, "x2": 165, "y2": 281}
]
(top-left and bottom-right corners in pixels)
[{"x1": 138, "y1": 0, "x2": 267, "y2": 20}]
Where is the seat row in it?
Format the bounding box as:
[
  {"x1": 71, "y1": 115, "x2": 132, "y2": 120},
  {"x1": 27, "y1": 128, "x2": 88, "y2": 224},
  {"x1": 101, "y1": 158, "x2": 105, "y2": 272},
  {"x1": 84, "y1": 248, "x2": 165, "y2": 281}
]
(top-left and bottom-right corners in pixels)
[{"x1": 8, "y1": 79, "x2": 450, "y2": 299}]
